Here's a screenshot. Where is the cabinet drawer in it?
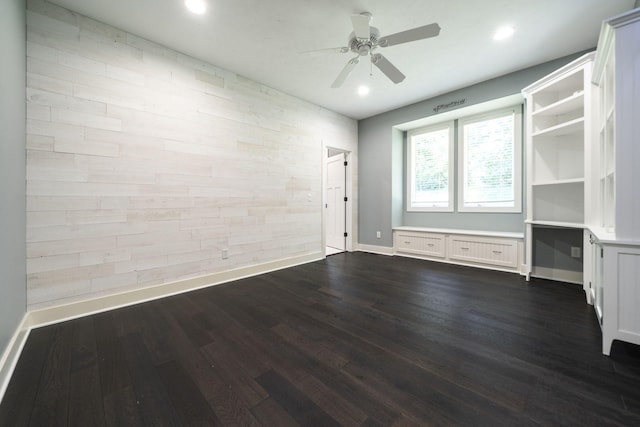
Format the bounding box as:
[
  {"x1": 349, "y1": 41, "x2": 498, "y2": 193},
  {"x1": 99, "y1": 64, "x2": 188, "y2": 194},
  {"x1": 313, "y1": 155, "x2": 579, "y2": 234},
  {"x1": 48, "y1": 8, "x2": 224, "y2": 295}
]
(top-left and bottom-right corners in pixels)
[
  {"x1": 395, "y1": 232, "x2": 445, "y2": 258},
  {"x1": 449, "y1": 236, "x2": 518, "y2": 268}
]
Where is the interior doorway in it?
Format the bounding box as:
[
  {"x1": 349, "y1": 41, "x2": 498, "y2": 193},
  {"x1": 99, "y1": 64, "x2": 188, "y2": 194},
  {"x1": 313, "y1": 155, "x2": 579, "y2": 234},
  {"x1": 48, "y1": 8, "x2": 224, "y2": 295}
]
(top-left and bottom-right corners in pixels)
[{"x1": 325, "y1": 149, "x2": 347, "y2": 255}]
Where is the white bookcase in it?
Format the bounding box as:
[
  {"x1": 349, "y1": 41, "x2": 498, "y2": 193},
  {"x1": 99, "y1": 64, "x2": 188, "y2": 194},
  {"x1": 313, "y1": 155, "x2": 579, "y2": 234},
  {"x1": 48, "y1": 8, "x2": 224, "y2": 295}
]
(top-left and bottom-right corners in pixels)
[
  {"x1": 589, "y1": 8, "x2": 640, "y2": 355},
  {"x1": 522, "y1": 53, "x2": 595, "y2": 284}
]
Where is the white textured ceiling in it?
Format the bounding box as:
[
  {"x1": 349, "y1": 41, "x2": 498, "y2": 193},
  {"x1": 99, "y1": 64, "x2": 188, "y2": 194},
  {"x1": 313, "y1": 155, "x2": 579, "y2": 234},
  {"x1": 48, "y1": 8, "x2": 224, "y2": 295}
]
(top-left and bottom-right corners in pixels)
[{"x1": 46, "y1": 0, "x2": 635, "y2": 120}]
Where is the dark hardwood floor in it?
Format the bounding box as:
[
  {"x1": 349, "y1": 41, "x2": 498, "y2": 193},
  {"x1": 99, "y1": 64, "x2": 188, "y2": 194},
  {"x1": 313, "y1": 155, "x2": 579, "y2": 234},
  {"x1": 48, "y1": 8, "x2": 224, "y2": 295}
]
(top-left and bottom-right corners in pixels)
[{"x1": 2, "y1": 252, "x2": 640, "y2": 426}]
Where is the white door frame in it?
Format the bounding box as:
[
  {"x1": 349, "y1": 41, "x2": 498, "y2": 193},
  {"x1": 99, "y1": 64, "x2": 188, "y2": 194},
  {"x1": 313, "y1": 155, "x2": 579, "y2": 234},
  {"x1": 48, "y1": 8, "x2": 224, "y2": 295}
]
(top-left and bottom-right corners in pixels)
[
  {"x1": 322, "y1": 146, "x2": 354, "y2": 254},
  {"x1": 326, "y1": 152, "x2": 346, "y2": 251}
]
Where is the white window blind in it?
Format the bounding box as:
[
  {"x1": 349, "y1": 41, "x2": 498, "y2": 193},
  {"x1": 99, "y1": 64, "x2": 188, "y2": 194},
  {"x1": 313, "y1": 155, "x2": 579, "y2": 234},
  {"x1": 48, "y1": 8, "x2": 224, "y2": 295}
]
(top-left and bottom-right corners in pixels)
[
  {"x1": 459, "y1": 109, "x2": 522, "y2": 212},
  {"x1": 408, "y1": 123, "x2": 453, "y2": 211}
]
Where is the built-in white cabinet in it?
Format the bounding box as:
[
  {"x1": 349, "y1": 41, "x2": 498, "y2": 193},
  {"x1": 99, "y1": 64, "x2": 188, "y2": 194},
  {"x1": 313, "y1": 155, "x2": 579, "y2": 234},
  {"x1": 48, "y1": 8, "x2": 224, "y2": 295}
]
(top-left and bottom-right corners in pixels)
[
  {"x1": 588, "y1": 8, "x2": 640, "y2": 355},
  {"x1": 395, "y1": 231, "x2": 446, "y2": 258},
  {"x1": 523, "y1": 9, "x2": 640, "y2": 355},
  {"x1": 393, "y1": 227, "x2": 523, "y2": 273},
  {"x1": 522, "y1": 53, "x2": 595, "y2": 284},
  {"x1": 448, "y1": 235, "x2": 519, "y2": 269},
  {"x1": 587, "y1": 234, "x2": 640, "y2": 355}
]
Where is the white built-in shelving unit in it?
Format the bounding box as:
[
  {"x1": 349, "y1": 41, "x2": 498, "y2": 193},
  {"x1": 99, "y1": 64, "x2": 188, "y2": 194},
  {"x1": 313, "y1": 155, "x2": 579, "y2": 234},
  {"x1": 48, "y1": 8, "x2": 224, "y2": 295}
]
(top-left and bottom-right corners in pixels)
[
  {"x1": 588, "y1": 8, "x2": 640, "y2": 355},
  {"x1": 524, "y1": 8, "x2": 640, "y2": 355},
  {"x1": 522, "y1": 52, "x2": 595, "y2": 284}
]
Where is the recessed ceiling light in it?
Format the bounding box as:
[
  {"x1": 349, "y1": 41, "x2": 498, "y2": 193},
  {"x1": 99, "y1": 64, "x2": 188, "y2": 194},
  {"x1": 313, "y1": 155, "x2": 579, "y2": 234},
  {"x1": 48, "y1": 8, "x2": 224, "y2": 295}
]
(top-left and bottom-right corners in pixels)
[
  {"x1": 493, "y1": 25, "x2": 514, "y2": 41},
  {"x1": 185, "y1": 0, "x2": 207, "y2": 14},
  {"x1": 357, "y1": 85, "x2": 370, "y2": 96}
]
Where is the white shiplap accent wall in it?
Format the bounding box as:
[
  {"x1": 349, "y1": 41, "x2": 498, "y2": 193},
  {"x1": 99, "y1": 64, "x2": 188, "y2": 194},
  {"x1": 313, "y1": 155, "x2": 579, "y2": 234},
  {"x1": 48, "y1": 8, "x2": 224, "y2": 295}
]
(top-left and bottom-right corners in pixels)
[{"x1": 25, "y1": 0, "x2": 357, "y2": 310}]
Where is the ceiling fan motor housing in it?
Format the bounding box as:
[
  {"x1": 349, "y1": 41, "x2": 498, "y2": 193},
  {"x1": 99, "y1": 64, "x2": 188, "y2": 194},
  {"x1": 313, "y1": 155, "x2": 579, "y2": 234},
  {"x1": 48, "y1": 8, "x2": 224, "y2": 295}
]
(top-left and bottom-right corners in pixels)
[{"x1": 349, "y1": 27, "x2": 380, "y2": 56}]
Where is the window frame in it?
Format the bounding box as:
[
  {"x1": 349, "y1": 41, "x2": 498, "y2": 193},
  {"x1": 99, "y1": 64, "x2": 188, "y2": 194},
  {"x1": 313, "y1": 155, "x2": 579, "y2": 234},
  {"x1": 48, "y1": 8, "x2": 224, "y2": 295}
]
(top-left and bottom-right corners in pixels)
[
  {"x1": 406, "y1": 121, "x2": 455, "y2": 212},
  {"x1": 456, "y1": 106, "x2": 522, "y2": 213}
]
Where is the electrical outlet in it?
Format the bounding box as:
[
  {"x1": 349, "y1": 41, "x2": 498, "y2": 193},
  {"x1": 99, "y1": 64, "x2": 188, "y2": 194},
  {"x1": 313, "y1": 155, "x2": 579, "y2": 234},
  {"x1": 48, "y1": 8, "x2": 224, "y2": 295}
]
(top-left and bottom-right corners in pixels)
[
  {"x1": 571, "y1": 246, "x2": 581, "y2": 258},
  {"x1": 222, "y1": 248, "x2": 229, "y2": 259},
  {"x1": 376, "y1": 231, "x2": 381, "y2": 239}
]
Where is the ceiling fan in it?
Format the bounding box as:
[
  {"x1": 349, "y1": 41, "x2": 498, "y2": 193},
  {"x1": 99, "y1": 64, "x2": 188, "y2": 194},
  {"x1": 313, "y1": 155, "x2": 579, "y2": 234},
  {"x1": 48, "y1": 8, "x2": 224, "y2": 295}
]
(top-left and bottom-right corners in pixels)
[{"x1": 330, "y1": 12, "x2": 441, "y2": 88}]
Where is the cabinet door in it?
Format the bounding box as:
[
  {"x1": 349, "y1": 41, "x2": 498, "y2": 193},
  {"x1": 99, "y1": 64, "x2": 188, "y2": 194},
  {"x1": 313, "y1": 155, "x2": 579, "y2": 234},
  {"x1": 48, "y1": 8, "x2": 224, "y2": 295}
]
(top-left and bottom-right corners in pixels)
[
  {"x1": 448, "y1": 236, "x2": 518, "y2": 268},
  {"x1": 583, "y1": 230, "x2": 594, "y2": 304},
  {"x1": 593, "y1": 242, "x2": 604, "y2": 325},
  {"x1": 610, "y1": 247, "x2": 640, "y2": 345},
  {"x1": 395, "y1": 232, "x2": 445, "y2": 258}
]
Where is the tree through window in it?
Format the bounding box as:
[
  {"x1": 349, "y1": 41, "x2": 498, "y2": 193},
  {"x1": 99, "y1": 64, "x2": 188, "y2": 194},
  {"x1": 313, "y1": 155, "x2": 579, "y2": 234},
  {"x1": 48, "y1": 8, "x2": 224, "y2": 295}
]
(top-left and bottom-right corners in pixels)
[{"x1": 407, "y1": 123, "x2": 454, "y2": 211}]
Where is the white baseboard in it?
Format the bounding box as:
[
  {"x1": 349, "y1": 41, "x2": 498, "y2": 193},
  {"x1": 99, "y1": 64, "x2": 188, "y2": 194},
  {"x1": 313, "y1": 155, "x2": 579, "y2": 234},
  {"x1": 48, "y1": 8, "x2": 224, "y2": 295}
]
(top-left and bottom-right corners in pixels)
[
  {"x1": 531, "y1": 266, "x2": 583, "y2": 285},
  {"x1": 357, "y1": 244, "x2": 394, "y2": 256},
  {"x1": 0, "y1": 314, "x2": 30, "y2": 404},
  {"x1": 28, "y1": 252, "x2": 324, "y2": 328}
]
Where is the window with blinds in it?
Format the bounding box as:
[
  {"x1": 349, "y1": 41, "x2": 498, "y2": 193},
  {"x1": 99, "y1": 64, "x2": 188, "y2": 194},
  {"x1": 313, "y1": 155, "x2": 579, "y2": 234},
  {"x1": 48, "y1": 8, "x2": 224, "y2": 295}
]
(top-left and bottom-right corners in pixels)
[
  {"x1": 405, "y1": 105, "x2": 522, "y2": 214},
  {"x1": 407, "y1": 122, "x2": 454, "y2": 211},
  {"x1": 458, "y1": 108, "x2": 522, "y2": 212}
]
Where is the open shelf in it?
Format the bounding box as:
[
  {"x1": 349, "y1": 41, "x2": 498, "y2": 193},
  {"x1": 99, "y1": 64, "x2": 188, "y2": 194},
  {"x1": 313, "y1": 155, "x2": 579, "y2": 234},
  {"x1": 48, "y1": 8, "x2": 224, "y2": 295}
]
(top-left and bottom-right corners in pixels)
[
  {"x1": 532, "y1": 177, "x2": 585, "y2": 187},
  {"x1": 532, "y1": 91, "x2": 584, "y2": 117},
  {"x1": 531, "y1": 180, "x2": 584, "y2": 224},
  {"x1": 531, "y1": 133, "x2": 584, "y2": 183},
  {"x1": 532, "y1": 117, "x2": 584, "y2": 138},
  {"x1": 605, "y1": 114, "x2": 615, "y2": 175},
  {"x1": 530, "y1": 69, "x2": 585, "y2": 112},
  {"x1": 600, "y1": 174, "x2": 615, "y2": 231}
]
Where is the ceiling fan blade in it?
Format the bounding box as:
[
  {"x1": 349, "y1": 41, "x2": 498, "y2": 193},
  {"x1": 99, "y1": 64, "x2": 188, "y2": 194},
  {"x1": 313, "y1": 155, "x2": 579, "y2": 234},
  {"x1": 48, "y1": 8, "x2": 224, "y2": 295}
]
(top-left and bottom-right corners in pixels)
[
  {"x1": 331, "y1": 57, "x2": 360, "y2": 88},
  {"x1": 351, "y1": 13, "x2": 371, "y2": 39},
  {"x1": 371, "y1": 53, "x2": 405, "y2": 84},
  {"x1": 300, "y1": 46, "x2": 350, "y2": 55},
  {"x1": 379, "y1": 22, "x2": 441, "y2": 47}
]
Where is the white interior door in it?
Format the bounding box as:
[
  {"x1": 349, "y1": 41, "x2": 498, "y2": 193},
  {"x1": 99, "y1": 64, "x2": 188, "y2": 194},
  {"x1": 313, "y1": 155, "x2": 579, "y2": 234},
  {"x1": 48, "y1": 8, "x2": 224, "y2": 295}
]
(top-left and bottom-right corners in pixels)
[{"x1": 326, "y1": 153, "x2": 346, "y2": 250}]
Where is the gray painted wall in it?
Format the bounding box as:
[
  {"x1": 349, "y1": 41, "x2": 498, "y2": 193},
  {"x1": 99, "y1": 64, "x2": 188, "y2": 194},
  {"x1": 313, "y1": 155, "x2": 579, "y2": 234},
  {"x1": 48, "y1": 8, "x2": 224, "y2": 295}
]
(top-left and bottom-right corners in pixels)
[
  {"x1": 0, "y1": 0, "x2": 27, "y2": 355},
  {"x1": 532, "y1": 227, "x2": 583, "y2": 273},
  {"x1": 358, "y1": 51, "x2": 589, "y2": 247}
]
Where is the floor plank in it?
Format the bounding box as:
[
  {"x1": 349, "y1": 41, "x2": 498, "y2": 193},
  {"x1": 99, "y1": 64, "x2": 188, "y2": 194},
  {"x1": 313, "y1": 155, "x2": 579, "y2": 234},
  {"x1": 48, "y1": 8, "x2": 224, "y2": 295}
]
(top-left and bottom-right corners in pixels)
[
  {"x1": 255, "y1": 369, "x2": 342, "y2": 427},
  {"x1": 155, "y1": 360, "x2": 222, "y2": 426},
  {"x1": 2, "y1": 252, "x2": 640, "y2": 426},
  {"x1": 0, "y1": 327, "x2": 57, "y2": 426},
  {"x1": 119, "y1": 332, "x2": 184, "y2": 426},
  {"x1": 27, "y1": 324, "x2": 72, "y2": 427}
]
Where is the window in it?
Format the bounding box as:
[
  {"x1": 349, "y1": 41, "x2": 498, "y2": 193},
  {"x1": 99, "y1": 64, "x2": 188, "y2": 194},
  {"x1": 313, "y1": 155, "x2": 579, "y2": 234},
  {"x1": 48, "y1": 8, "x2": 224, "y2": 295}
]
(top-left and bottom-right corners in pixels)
[
  {"x1": 458, "y1": 108, "x2": 522, "y2": 212},
  {"x1": 407, "y1": 122, "x2": 454, "y2": 211}
]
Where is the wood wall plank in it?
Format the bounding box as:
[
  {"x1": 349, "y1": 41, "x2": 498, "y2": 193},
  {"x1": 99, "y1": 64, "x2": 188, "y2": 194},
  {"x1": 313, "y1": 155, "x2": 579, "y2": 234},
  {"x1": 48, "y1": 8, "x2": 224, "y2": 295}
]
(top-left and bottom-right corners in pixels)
[{"x1": 25, "y1": 0, "x2": 357, "y2": 310}]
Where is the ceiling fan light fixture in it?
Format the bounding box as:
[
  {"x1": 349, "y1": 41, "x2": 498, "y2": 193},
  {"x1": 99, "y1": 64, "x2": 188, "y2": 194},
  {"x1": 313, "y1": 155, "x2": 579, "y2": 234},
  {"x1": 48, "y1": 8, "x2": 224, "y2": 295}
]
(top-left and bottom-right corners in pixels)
[
  {"x1": 357, "y1": 85, "x2": 370, "y2": 96},
  {"x1": 493, "y1": 25, "x2": 515, "y2": 41},
  {"x1": 185, "y1": 0, "x2": 207, "y2": 15}
]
